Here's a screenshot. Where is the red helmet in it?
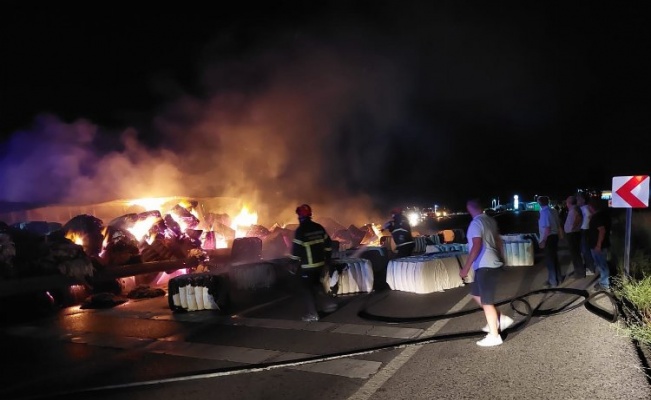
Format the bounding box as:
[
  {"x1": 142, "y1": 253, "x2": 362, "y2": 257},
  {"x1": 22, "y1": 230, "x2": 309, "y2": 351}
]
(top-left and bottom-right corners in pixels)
[
  {"x1": 390, "y1": 208, "x2": 402, "y2": 217},
  {"x1": 296, "y1": 204, "x2": 312, "y2": 218}
]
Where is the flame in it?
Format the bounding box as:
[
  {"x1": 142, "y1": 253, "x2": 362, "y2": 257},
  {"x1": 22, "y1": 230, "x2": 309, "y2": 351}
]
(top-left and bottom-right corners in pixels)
[
  {"x1": 215, "y1": 235, "x2": 228, "y2": 249},
  {"x1": 128, "y1": 215, "x2": 160, "y2": 242},
  {"x1": 168, "y1": 201, "x2": 201, "y2": 232},
  {"x1": 231, "y1": 205, "x2": 258, "y2": 238},
  {"x1": 371, "y1": 223, "x2": 383, "y2": 238},
  {"x1": 169, "y1": 212, "x2": 189, "y2": 232},
  {"x1": 99, "y1": 227, "x2": 109, "y2": 258},
  {"x1": 155, "y1": 269, "x2": 188, "y2": 286},
  {"x1": 117, "y1": 198, "x2": 256, "y2": 250},
  {"x1": 65, "y1": 232, "x2": 85, "y2": 246},
  {"x1": 361, "y1": 223, "x2": 385, "y2": 246},
  {"x1": 200, "y1": 231, "x2": 229, "y2": 250},
  {"x1": 127, "y1": 197, "x2": 172, "y2": 212}
]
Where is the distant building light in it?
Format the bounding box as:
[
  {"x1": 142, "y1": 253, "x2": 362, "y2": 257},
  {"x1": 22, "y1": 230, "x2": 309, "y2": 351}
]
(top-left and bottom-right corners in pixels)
[
  {"x1": 514, "y1": 195, "x2": 519, "y2": 210},
  {"x1": 601, "y1": 190, "x2": 612, "y2": 200}
]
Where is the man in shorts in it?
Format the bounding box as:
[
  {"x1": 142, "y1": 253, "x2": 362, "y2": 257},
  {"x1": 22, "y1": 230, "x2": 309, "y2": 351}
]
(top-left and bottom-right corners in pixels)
[{"x1": 460, "y1": 198, "x2": 514, "y2": 347}]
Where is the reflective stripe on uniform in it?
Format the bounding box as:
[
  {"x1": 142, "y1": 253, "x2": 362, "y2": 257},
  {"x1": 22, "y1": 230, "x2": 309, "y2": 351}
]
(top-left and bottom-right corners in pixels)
[
  {"x1": 301, "y1": 261, "x2": 325, "y2": 269},
  {"x1": 396, "y1": 241, "x2": 414, "y2": 248},
  {"x1": 294, "y1": 237, "x2": 326, "y2": 268}
]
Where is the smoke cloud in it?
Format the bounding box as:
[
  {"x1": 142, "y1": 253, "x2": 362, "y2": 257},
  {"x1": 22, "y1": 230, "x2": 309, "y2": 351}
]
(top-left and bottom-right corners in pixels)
[{"x1": 0, "y1": 29, "x2": 416, "y2": 227}]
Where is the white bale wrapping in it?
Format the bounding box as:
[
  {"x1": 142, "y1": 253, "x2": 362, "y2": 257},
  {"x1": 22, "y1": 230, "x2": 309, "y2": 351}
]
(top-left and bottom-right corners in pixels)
[
  {"x1": 500, "y1": 235, "x2": 535, "y2": 266},
  {"x1": 202, "y1": 287, "x2": 218, "y2": 310},
  {"x1": 194, "y1": 284, "x2": 205, "y2": 310},
  {"x1": 185, "y1": 285, "x2": 198, "y2": 311},
  {"x1": 179, "y1": 286, "x2": 188, "y2": 309},
  {"x1": 322, "y1": 258, "x2": 374, "y2": 295},
  {"x1": 387, "y1": 252, "x2": 467, "y2": 294}
]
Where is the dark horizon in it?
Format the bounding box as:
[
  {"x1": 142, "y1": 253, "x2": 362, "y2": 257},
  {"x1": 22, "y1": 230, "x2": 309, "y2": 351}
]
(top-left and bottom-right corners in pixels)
[{"x1": 1, "y1": 2, "x2": 649, "y2": 214}]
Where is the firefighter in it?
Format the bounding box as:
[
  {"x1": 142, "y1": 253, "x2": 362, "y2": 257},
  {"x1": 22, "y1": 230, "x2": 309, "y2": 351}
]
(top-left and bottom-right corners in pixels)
[
  {"x1": 289, "y1": 204, "x2": 333, "y2": 322},
  {"x1": 383, "y1": 208, "x2": 415, "y2": 258}
]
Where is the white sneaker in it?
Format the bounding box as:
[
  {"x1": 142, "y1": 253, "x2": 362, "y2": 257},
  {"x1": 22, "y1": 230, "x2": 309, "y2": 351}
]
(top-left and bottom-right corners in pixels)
[
  {"x1": 482, "y1": 315, "x2": 514, "y2": 333},
  {"x1": 301, "y1": 313, "x2": 319, "y2": 322},
  {"x1": 586, "y1": 270, "x2": 595, "y2": 276},
  {"x1": 476, "y1": 334, "x2": 503, "y2": 347}
]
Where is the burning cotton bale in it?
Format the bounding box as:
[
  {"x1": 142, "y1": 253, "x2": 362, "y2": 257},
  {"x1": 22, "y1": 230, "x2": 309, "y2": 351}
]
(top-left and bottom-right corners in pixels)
[
  {"x1": 0, "y1": 226, "x2": 91, "y2": 279},
  {"x1": 163, "y1": 214, "x2": 183, "y2": 237},
  {"x1": 206, "y1": 222, "x2": 236, "y2": 247},
  {"x1": 246, "y1": 224, "x2": 270, "y2": 239},
  {"x1": 359, "y1": 224, "x2": 380, "y2": 245},
  {"x1": 261, "y1": 232, "x2": 287, "y2": 260},
  {"x1": 231, "y1": 237, "x2": 262, "y2": 264},
  {"x1": 284, "y1": 223, "x2": 299, "y2": 231},
  {"x1": 103, "y1": 207, "x2": 206, "y2": 266},
  {"x1": 33, "y1": 230, "x2": 94, "y2": 281},
  {"x1": 140, "y1": 238, "x2": 185, "y2": 262},
  {"x1": 168, "y1": 204, "x2": 200, "y2": 231},
  {"x1": 347, "y1": 225, "x2": 366, "y2": 248},
  {"x1": 53, "y1": 244, "x2": 94, "y2": 281},
  {"x1": 201, "y1": 212, "x2": 231, "y2": 231},
  {"x1": 101, "y1": 227, "x2": 140, "y2": 266},
  {"x1": 0, "y1": 231, "x2": 17, "y2": 278},
  {"x1": 319, "y1": 217, "x2": 346, "y2": 237},
  {"x1": 261, "y1": 229, "x2": 292, "y2": 260},
  {"x1": 63, "y1": 214, "x2": 104, "y2": 257},
  {"x1": 332, "y1": 229, "x2": 354, "y2": 250},
  {"x1": 107, "y1": 213, "x2": 139, "y2": 230}
]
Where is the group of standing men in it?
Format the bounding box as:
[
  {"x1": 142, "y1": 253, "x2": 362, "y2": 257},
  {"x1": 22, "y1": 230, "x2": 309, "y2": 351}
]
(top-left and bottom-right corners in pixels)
[
  {"x1": 538, "y1": 193, "x2": 611, "y2": 291},
  {"x1": 458, "y1": 193, "x2": 612, "y2": 348}
]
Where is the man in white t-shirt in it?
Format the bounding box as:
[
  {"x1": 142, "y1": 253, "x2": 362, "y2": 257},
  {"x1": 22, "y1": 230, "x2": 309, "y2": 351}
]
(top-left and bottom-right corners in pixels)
[
  {"x1": 460, "y1": 199, "x2": 513, "y2": 347},
  {"x1": 564, "y1": 195, "x2": 584, "y2": 278},
  {"x1": 577, "y1": 192, "x2": 595, "y2": 275}
]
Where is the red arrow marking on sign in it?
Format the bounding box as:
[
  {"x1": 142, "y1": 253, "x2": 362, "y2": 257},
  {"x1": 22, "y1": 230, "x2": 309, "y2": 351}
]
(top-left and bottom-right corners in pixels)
[{"x1": 616, "y1": 176, "x2": 647, "y2": 207}]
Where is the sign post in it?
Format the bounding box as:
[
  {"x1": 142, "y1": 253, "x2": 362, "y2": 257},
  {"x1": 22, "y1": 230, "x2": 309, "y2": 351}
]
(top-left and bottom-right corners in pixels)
[{"x1": 611, "y1": 175, "x2": 650, "y2": 276}]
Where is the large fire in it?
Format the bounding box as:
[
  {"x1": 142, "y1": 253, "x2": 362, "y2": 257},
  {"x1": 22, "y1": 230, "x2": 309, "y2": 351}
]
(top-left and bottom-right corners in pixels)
[
  {"x1": 231, "y1": 205, "x2": 258, "y2": 238},
  {"x1": 64, "y1": 197, "x2": 261, "y2": 265},
  {"x1": 3, "y1": 195, "x2": 415, "y2": 297},
  {"x1": 124, "y1": 197, "x2": 257, "y2": 250},
  {"x1": 128, "y1": 215, "x2": 160, "y2": 243}
]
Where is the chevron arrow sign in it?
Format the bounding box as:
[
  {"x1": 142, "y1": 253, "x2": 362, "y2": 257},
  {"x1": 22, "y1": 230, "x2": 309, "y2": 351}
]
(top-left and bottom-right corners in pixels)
[{"x1": 612, "y1": 175, "x2": 649, "y2": 208}]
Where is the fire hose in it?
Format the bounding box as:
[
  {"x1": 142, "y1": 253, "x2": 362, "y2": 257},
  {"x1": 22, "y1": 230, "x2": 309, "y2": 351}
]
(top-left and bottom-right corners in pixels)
[{"x1": 17, "y1": 286, "x2": 619, "y2": 400}]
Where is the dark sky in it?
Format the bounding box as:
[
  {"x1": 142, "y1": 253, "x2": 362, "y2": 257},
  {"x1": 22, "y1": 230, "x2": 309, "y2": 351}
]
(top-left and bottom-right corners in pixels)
[{"x1": 1, "y1": 1, "x2": 650, "y2": 217}]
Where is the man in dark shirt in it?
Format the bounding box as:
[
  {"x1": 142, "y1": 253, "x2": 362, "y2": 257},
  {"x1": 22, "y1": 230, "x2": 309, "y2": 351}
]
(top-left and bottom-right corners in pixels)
[
  {"x1": 382, "y1": 209, "x2": 415, "y2": 258},
  {"x1": 587, "y1": 198, "x2": 611, "y2": 290},
  {"x1": 290, "y1": 204, "x2": 333, "y2": 322}
]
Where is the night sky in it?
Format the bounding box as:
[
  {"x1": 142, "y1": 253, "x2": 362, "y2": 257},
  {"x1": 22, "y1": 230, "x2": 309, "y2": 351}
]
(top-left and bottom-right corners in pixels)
[{"x1": 1, "y1": 2, "x2": 650, "y2": 220}]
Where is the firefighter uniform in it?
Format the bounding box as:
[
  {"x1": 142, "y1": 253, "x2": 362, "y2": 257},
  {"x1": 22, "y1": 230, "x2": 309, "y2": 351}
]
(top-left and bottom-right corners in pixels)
[
  {"x1": 384, "y1": 210, "x2": 415, "y2": 258},
  {"x1": 290, "y1": 204, "x2": 333, "y2": 322}
]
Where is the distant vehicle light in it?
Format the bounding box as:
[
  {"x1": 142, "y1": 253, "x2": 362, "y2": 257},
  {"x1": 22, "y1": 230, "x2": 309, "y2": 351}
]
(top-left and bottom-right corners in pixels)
[{"x1": 407, "y1": 212, "x2": 420, "y2": 227}]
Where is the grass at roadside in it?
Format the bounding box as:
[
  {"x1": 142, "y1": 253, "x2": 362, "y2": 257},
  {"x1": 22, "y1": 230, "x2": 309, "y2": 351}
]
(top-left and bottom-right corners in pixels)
[
  {"x1": 609, "y1": 209, "x2": 651, "y2": 345},
  {"x1": 613, "y1": 273, "x2": 651, "y2": 345}
]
